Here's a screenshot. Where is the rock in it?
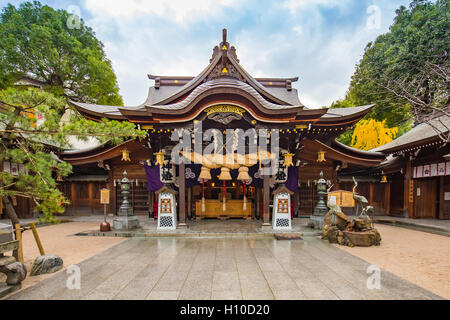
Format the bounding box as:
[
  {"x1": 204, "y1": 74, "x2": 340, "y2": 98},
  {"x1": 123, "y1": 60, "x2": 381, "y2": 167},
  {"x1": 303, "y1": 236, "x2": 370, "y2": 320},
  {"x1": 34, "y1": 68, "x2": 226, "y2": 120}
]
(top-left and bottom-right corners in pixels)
[
  {"x1": 30, "y1": 254, "x2": 63, "y2": 276},
  {"x1": 343, "y1": 229, "x2": 382, "y2": 247},
  {"x1": 2, "y1": 262, "x2": 27, "y2": 285}
]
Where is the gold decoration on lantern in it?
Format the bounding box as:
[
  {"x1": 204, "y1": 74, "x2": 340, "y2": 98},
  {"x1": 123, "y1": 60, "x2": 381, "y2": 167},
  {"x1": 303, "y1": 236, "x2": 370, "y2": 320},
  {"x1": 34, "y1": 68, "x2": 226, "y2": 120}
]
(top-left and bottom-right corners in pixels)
[
  {"x1": 317, "y1": 151, "x2": 326, "y2": 162},
  {"x1": 237, "y1": 166, "x2": 250, "y2": 181},
  {"x1": 219, "y1": 167, "x2": 232, "y2": 180},
  {"x1": 381, "y1": 175, "x2": 388, "y2": 183},
  {"x1": 283, "y1": 153, "x2": 294, "y2": 167},
  {"x1": 154, "y1": 152, "x2": 166, "y2": 166},
  {"x1": 199, "y1": 166, "x2": 212, "y2": 180},
  {"x1": 121, "y1": 149, "x2": 131, "y2": 162}
]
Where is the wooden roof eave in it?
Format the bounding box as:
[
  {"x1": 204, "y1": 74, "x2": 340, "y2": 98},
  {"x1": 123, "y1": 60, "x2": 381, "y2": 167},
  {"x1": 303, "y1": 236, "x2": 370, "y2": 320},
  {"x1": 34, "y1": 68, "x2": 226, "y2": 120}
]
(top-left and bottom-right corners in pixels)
[
  {"x1": 375, "y1": 135, "x2": 445, "y2": 155},
  {"x1": 60, "y1": 140, "x2": 142, "y2": 166},
  {"x1": 315, "y1": 105, "x2": 375, "y2": 126},
  {"x1": 299, "y1": 139, "x2": 384, "y2": 167},
  {"x1": 69, "y1": 101, "x2": 126, "y2": 121},
  {"x1": 138, "y1": 87, "x2": 305, "y2": 124}
]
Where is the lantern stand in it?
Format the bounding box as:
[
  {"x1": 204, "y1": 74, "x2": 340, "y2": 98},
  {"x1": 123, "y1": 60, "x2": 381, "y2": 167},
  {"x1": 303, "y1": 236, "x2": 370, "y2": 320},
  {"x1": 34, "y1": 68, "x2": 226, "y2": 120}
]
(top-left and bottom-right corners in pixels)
[
  {"x1": 113, "y1": 171, "x2": 140, "y2": 230},
  {"x1": 309, "y1": 171, "x2": 329, "y2": 229}
]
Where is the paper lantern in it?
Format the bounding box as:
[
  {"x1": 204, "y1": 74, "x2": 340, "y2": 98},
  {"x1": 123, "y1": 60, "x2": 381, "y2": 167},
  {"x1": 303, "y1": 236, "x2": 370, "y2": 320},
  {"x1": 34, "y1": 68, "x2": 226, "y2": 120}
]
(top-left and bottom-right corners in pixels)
[
  {"x1": 237, "y1": 166, "x2": 250, "y2": 181},
  {"x1": 121, "y1": 149, "x2": 131, "y2": 162},
  {"x1": 317, "y1": 151, "x2": 326, "y2": 162},
  {"x1": 283, "y1": 153, "x2": 294, "y2": 167},
  {"x1": 154, "y1": 152, "x2": 166, "y2": 166},
  {"x1": 199, "y1": 166, "x2": 212, "y2": 180},
  {"x1": 219, "y1": 167, "x2": 232, "y2": 181}
]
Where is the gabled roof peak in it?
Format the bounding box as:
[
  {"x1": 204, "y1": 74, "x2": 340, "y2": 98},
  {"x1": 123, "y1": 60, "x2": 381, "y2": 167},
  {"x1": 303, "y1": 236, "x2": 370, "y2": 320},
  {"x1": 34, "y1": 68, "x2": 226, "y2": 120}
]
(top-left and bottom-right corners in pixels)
[{"x1": 210, "y1": 28, "x2": 239, "y2": 63}]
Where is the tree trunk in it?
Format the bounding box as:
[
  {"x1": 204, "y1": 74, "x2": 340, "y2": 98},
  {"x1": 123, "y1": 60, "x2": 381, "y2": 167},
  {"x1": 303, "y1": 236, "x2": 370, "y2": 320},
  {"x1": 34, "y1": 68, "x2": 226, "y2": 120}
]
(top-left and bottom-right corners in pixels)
[{"x1": 2, "y1": 196, "x2": 20, "y2": 226}]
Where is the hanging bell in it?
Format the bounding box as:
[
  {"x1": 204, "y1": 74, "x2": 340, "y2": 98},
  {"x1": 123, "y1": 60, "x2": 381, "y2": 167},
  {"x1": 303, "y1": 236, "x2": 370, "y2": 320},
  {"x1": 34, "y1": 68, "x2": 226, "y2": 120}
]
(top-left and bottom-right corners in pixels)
[
  {"x1": 199, "y1": 166, "x2": 212, "y2": 180},
  {"x1": 219, "y1": 167, "x2": 232, "y2": 180},
  {"x1": 237, "y1": 166, "x2": 250, "y2": 181}
]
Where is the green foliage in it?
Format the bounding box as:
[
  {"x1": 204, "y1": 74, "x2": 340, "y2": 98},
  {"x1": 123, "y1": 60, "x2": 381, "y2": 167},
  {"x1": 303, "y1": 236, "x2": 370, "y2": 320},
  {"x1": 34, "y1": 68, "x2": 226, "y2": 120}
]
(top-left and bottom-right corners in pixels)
[
  {"x1": 335, "y1": 0, "x2": 448, "y2": 147},
  {"x1": 0, "y1": 88, "x2": 146, "y2": 223},
  {"x1": 0, "y1": 1, "x2": 123, "y2": 105}
]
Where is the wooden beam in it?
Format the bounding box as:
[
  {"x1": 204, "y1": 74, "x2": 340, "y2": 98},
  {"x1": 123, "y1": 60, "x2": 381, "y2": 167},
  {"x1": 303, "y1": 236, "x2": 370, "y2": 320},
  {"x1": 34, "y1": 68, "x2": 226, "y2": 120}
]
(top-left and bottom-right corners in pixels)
[
  {"x1": 403, "y1": 158, "x2": 414, "y2": 218},
  {"x1": 14, "y1": 224, "x2": 23, "y2": 263},
  {"x1": 384, "y1": 182, "x2": 391, "y2": 215},
  {"x1": 369, "y1": 183, "x2": 374, "y2": 205},
  {"x1": 187, "y1": 187, "x2": 192, "y2": 219},
  {"x1": 439, "y1": 176, "x2": 444, "y2": 219},
  {"x1": 263, "y1": 173, "x2": 270, "y2": 226},
  {"x1": 179, "y1": 162, "x2": 186, "y2": 226}
]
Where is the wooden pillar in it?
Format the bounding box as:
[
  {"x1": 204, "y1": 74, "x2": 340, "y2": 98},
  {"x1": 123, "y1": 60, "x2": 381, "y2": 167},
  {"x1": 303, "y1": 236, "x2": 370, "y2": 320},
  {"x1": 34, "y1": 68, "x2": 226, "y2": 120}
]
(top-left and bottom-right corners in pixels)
[
  {"x1": 71, "y1": 182, "x2": 77, "y2": 213},
  {"x1": 263, "y1": 173, "x2": 270, "y2": 226},
  {"x1": 369, "y1": 183, "x2": 374, "y2": 205},
  {"x1": 149, "y1": 191, "x2": 154, "y2": 218},
  {"x1": 178, "y1": 162, "x2": 187, "y2": 227},
  {"x1": 255, "y1": 188, "x2": 260, "y2": 219},
  {"x1": 403, "y1": 157, "x2": 414, "y2": 218},
  {"x1": 384, "y1": 182, "x2": 391, "y2": 215},
  {"x1": 187, "y1": 186, "x2": 192, "y2": 220},
  {"x1": 108, "y1": 169, "x2": 115, "y2": 214},
  {"x1": 439, "y1": 176, "x2": 444, "y2": 219},
  {"x1": 293, "y1": 192, "x2": 299, "y2": 217},
  {"x1": 88, "y1": 182, "x2": 94, "y2": 215}
]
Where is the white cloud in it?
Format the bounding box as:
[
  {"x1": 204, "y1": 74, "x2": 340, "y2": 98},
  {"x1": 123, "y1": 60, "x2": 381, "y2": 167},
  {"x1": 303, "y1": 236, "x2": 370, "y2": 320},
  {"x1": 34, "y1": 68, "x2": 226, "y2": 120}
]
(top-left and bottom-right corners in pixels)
[
  {"x1": 83, "y1": 0, "x2": 238, "y2": 24},
  {"x1": 76, "y1": 0, "x2": 406, "y2": 109},
  {"x1": 282, "y1": 0, "x2": 347, "y2": 13},
  {"x1": 293, "y1": 25, "x2": 303, "y2": 35}
]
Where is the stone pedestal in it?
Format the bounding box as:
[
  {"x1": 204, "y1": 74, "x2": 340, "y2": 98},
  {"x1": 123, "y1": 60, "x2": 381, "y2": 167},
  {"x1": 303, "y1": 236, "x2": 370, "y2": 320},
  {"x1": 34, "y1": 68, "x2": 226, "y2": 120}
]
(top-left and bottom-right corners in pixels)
[
  {"x1": 113, "y1": 171, "x2": 140, "y2": 230},
  {"x1": 309, "y1": 171, "x2": 328, "y2": 229},
  {"x1": 113, "y1": 216, "x2": 140, "y2": 230}
]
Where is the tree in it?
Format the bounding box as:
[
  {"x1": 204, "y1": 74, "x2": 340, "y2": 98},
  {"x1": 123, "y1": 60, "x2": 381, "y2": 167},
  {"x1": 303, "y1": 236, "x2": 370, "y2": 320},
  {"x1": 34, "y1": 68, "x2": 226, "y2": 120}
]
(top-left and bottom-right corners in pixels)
[
  {"x1": 0, "y1": 1, "x2": 123, "y2": 106},
  {"x1": 334, "y1": 0, "x2": 448, "y2": 147},
  {"x1": 0, "y1": 87, "x2": 146, "y2": 224},
  {"x1": 350, "y1": 119, "x2": 398, "y2": 151},
  {"x1": 347, "y1": 0, "x2": 449, "y2": 141}
]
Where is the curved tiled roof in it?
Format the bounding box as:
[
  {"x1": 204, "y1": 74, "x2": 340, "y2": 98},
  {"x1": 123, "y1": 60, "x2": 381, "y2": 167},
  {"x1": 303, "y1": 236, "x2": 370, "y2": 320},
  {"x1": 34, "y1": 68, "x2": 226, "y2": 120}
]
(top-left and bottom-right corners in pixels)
[
  {"x1": 372, "y1": 115, "x2": 450, "y2": 153},
  {"x1": 321, "y1": 105, "x2": 374, "y2": 118},
  {"x1": 145, "y1": 78, "x2": 303, "y2": 111}
]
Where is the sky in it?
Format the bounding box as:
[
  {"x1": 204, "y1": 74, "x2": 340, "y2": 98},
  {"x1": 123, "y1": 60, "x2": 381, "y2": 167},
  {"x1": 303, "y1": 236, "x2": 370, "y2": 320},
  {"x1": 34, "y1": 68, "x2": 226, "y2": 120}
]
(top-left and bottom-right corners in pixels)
[{"x1": 5, "y1": 0, "x2": 412, "y2": 108}]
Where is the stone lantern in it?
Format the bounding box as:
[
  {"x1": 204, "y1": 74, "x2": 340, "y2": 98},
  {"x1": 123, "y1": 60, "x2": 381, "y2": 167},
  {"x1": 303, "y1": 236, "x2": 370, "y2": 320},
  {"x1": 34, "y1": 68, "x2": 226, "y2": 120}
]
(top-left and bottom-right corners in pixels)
[
  {"x1": 113, "y1": 171, "x2": 140, "y2": 230},
  {"x1": 309, "y1": 171, "x2": 329, "y2": 229}
]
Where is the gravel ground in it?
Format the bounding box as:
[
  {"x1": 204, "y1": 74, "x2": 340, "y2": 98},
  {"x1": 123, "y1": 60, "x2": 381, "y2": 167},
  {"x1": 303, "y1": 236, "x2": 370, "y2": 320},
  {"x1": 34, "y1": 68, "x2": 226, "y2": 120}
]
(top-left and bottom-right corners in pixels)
[
  {"x1": 1, "y1": 222, "x2": 125, "y2": 296},
  {"x1": 334, "y1": 223, "x2": 450, "y2": 299}
]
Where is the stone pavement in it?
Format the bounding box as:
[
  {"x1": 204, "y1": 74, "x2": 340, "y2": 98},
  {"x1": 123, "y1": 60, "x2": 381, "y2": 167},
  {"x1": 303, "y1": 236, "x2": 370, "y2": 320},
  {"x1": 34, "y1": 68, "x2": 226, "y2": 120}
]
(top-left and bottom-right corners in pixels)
[{"x1": 7, "y1": 236, "x2": 442, "y2": 300}]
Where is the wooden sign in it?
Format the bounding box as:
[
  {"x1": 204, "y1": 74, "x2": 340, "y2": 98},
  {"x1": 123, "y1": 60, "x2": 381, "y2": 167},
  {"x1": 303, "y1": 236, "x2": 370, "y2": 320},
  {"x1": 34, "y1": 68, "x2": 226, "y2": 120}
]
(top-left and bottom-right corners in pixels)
[
  {"x1": 328, "y1": 190, "x2": 355, "y2": 207},
  {"x1": 100, "y1": 189, "x2": 110, "y2": 204}
]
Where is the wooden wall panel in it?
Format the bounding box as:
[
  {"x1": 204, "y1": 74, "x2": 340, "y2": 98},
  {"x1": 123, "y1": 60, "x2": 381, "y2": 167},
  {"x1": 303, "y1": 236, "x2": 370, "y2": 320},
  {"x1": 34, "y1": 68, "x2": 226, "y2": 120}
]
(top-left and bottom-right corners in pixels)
[
  {"x1": 414, "y1": 178, "x2": 437, "y2": 219},
  {"x1": 440, "y1": 176, "x2": 450, "y2": 219}
]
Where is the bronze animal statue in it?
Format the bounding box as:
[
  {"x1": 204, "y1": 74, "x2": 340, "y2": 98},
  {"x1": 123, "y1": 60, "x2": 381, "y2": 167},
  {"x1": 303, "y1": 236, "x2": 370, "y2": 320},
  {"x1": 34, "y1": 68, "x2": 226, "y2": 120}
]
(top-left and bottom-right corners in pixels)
[{"x1": 352, "y1": 176, "x2": 368, "y2": 216}]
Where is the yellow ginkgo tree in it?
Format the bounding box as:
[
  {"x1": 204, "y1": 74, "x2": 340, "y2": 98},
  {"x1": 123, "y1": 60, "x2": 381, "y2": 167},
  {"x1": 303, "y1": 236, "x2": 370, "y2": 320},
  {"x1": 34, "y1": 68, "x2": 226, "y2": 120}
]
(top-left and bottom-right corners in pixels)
[{"x1": 351, "y1": 119, "x2": 398, "y2": 150}]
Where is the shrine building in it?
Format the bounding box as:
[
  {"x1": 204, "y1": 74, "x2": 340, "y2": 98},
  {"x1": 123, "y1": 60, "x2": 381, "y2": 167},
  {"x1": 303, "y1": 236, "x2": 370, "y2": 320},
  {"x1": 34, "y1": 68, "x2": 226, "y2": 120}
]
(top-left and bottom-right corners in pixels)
[{"x1": 56, "y1": 29, "x2": 388, "y2": 227}]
